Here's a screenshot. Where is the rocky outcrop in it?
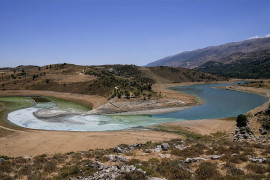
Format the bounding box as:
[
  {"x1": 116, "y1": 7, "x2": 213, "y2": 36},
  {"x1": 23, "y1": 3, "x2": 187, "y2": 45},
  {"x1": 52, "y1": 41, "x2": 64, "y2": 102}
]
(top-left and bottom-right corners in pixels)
[
  {"x1": 233, "y1": 115, "x2": 257, "y2": 142},
  {"x1": 70, "y1": 161, "x2": 145, "y2": 180},
  {"x1": 246, "y1": 155, "x2": 268, "y2": 163},
  {"x1": 145, "y1": 143, "x2": 170, "y2": 153},
  {"x1": 184, "y1": 154, "x2": 224, "y2": 163},
  {"x1": 113, "y1": 144, "x2": 141, "y2": 153},
  {"x1": 107, "y1": 155, "x2": 127, "y2": 162}
]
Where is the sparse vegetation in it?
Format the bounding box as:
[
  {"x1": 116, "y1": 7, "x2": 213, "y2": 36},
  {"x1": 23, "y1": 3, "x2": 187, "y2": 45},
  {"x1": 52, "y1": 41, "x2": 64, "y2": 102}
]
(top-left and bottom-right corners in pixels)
[
  {"x1": 0, "y1": 64, "x2": 223, "y2": 98},
  {"x1": 1, "y1": 132, "x2": 270, "y2": 180}
]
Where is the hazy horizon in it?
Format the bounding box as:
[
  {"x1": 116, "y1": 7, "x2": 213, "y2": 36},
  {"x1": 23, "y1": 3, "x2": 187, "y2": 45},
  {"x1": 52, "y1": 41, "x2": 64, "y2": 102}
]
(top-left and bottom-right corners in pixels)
[{"x1": 1, "y1": 0, "x2": 270, "y2": 68}]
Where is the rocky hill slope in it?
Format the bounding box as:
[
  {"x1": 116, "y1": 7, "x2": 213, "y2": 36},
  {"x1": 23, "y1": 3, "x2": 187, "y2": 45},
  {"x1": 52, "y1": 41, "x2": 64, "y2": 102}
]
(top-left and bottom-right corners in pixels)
[{"x1": 146, "y1": 37, "x2": 270, "y2": 78}]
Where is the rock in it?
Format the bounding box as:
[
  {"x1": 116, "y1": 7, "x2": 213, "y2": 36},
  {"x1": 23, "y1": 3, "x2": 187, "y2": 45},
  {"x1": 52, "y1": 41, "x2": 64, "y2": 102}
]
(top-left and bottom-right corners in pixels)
[
  {"x1": 130, "y1": 143, "x2": 141, "y2": 148},
  {"x1": 148, "y1": 177, "x2": 167, "y2": 180},
  {"x1": 108, "y1": 154, "x2": 115, "y2": 161},
  {"x1": 23, "y1": 155, "x2": 31, "y2": 160},
  {"x1": 259, "y1": 128, "x2": 268, "y2": 135},
  {"x1": 0, "y1": 158, "x2": 5, "y2": 163},
  {"x1": 154, "y1": 145, "x2": 162, "y2": 152},
  {"x1": 184, "y1": 157, "x2": 206, "y2": 163},
  {"x1": 114, "y1": 146, "x2": 123, "y2": 153},
  {"x1": 78, "y1": 162, "x2": 144, "y2": 180},
  {"x1": 107, "y1": 154, "x2": 127, "y2": 162},
  {"x1": 87, "y1": 161, "x2": 106, "y2": 170},
  {"x1": 175, "y1": 144, "x2": 186, "y2": 150},
  {"x1": 246, "y1": 155, "x2": 267, "y2": 163},
  {"x1": 144, "y1": 149, "x2": 154, "y2": 153},
  {"x1": 120, "y1": 165, "x2": 136, "y2": 173},
  {"x1": 159, "y1": 154, "x2": 171, "y2": 158},
  {"x1": 210, "y1": 154, "x2": 225, "y2": 160},
  {"x1": 178, "y1": 163, "x2": 194, "y2": 173},
  {"x1": 115, "y1": 155, "x2": 127, "y2": 162},
  {"x1": 161, "y1": 143, "x2": 170, "y2": 151}
]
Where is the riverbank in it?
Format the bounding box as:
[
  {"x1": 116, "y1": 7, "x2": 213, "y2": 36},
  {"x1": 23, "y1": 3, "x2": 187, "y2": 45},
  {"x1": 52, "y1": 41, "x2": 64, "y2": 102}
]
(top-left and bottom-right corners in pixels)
[{"x1": 218, "y1": 82, "x2": 270, "y2": 137}]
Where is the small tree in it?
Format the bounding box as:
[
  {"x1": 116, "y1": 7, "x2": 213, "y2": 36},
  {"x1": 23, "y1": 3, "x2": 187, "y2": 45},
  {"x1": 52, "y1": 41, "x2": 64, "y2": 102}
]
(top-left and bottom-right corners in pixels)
[
  {"x1": 236, "y1": 114, "x2": 247, "y2": 127},
  {"x1": 124, "y1": 90, "x2": 130, "y2": 99},
  {"x1": 134, "y1": 91, "x2": 140, "y2": 97}
]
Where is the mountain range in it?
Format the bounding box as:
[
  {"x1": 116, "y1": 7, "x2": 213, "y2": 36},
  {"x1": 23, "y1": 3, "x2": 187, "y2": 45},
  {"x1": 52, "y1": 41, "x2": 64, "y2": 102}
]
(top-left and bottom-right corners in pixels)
[{"x1": 146, "y1": 37, "x2": 270, "y2": 78}]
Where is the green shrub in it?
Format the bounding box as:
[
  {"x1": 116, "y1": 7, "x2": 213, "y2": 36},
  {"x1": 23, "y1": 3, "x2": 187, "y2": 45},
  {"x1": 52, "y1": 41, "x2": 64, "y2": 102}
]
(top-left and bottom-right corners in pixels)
[
  {"x1": 0, "y1": 161, "x2": 12, "y2": 173},
  {"x1": 195, "y1": 162, "x2": 220, "y2": 180},
  {"x1": 236, "y1": 114, "x2": 247, "y2": 127},
  {"x1": 43, "y1": 160, "x2": 57, "y2": 173},
  {"x1": 59, "y1": 165, "x2": 81, "y2": 178},
  {"x1": 27, "y1": 170, "x2": 43, "y2": 180},
  {"x1": 173, "y1": 143, "x2": 206, "y2": 158},
  {"x1": 246, "y1": 163, "x2": 267, "y2": 174},
  {"x1": 157, "y1": 159, "x2": 192, "y2": 180},
  {"x1": 224, "y1": 163, "x2": 245, "y2": 176},
  {"x1": 116, "y1": 170, "x2": 147, "y2": 180}
]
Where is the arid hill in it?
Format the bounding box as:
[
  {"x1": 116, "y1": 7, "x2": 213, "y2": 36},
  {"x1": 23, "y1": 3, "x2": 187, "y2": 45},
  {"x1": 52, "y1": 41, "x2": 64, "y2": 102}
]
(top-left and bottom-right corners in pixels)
[{"x1": 0, "y1": 64, "x2": 223, "y2": 98}]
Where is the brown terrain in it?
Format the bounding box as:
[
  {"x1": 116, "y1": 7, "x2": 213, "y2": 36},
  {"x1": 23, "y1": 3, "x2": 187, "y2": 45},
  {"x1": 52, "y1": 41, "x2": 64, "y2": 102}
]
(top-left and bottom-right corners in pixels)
[
  {"x1": 0, "y1": 129, "x2": 182, "y2": 157},
  {"x1": 0, "y1": 64, "x2": 227, "y2": 157}
]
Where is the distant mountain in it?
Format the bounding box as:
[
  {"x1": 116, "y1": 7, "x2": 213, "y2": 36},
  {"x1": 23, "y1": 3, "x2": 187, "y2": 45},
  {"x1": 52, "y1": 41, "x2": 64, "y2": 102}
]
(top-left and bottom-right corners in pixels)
[
  {"x1": 146, "y1": 37, "x2": 270, "y2": 71},
  {"x1": 196, "y1": 50, "x2": 270, "y2": 78}
]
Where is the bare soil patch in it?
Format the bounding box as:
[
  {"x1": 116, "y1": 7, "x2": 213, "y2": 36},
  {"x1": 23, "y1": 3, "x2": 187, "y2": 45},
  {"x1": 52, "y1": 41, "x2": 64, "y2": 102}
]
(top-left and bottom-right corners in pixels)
[{"x1": 0, "y1": 130, "x2": 181, "y2": 157}]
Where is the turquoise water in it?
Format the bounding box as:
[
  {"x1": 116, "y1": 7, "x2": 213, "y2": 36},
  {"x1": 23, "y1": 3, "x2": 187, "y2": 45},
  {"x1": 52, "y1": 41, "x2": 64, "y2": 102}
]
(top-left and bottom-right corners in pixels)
[
  {"x1": 7, "y1": 83, "x2": 268, "y2": 131},
  {"x1": 154, "y1": 83, "x2": 268, "y2": 120}
]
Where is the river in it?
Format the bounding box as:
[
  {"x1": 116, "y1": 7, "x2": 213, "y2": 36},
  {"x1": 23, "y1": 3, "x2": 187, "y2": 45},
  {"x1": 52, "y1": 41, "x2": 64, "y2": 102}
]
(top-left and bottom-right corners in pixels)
[{"x1": 7, "y1": 83, "x2": 268, "y2": 131}]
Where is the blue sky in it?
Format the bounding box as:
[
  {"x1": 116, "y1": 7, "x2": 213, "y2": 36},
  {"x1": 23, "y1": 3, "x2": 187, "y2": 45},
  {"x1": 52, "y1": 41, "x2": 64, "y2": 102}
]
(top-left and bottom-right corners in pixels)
[{"x1": 0, "y1": 0, "x2": 270, "y2": 67}]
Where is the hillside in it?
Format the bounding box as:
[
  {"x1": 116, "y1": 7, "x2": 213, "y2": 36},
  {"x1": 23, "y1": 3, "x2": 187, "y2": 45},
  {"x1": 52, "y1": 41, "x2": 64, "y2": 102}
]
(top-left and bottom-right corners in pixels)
[
  {"x1": 0, "y1": 64, "x2": 223, "y2": 98},
  {"x1": 146, "y1": 37, "x2": 270, "y2": 78},
  {"x1": 196, "y1": 50, "x2": 270, "y2": 78}
]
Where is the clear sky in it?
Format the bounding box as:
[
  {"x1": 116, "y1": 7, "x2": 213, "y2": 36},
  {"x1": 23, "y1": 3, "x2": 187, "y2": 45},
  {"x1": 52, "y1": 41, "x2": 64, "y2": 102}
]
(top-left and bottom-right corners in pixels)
[{"x1": 0, "y1": 0, "x2": 270, "y2": 67}]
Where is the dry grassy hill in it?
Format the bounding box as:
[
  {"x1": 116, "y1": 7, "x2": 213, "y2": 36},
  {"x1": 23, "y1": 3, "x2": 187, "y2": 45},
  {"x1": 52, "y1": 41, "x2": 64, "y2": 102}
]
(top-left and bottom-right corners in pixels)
[{"x1": 0, "y1": 64, "x2": 224, "y2": 98}]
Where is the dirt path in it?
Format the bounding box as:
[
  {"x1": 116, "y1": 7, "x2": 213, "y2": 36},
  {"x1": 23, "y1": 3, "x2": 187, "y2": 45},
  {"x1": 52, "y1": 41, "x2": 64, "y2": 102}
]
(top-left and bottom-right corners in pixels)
[{"x1": 0, "y1": 130, "x2": 182, "y2": 157}]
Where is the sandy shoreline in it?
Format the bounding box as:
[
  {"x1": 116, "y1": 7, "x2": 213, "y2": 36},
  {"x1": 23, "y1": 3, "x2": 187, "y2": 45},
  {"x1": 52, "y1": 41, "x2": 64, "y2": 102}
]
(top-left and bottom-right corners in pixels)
[
  {"x1": 106, "y1": 105, "x2": 193, "y2": 115},
  {"x1": 159, "y1": 119, "x2": 236, "y2": 136}
]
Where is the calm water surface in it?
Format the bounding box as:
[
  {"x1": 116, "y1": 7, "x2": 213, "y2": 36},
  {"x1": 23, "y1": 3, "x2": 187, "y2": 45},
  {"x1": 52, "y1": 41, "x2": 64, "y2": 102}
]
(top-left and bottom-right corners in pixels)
[{"x1": 154, "y1": 83, "x2": 268, "y2": 120}]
